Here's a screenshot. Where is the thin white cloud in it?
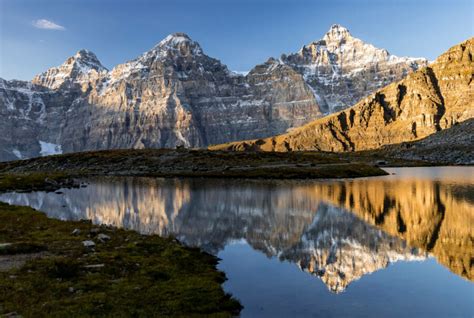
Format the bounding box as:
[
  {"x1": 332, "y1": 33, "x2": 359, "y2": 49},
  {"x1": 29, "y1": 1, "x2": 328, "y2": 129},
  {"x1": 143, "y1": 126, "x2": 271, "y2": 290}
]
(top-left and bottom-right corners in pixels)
[{"x1": 32, "y1": 19, "x2": 65, "y2": 31}]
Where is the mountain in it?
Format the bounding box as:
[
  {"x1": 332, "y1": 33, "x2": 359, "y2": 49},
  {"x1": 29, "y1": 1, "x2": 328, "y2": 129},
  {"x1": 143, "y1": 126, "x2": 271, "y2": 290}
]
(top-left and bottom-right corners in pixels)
[
  {"x1": 0, "y1": 33, "x2": 321, "y2": 161},
  {"x1": 32, "y1": 49, "x2": 108, "y2": 90},
  {"x1": 0, "y1": 26, "x2": 427, "y2": 161},
  {"x1": 212, "y1": 38, "x2": 473, "y2": 152},
  {"x1": 282, "y1": 24, "x2": 427, "y2": 113}
]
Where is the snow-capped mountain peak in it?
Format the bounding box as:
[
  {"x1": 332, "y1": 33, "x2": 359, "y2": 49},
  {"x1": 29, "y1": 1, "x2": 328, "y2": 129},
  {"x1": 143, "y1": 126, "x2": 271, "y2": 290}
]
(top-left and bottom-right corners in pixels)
[
  {"x1": 281, "y1": 24, "x2": 427, "y2": 113},
  {"x1": 323, "y1": 24, "x2": 352, "y2": 43},
  {"x1": 70, "y1": 49, "x2": 107, "y2": 72},
  {"x1": 105, "y1": 33, "x2": 208, "y2": 88},
  {"x1": 32, "y1": 49, "x2": 107, "y2": 90},
  {"x1": 149, "y1": 32, "x2": 203, "y2": 58},
  {"x1": 158, "y1": 32, "x2": 197, "y2": 47}
]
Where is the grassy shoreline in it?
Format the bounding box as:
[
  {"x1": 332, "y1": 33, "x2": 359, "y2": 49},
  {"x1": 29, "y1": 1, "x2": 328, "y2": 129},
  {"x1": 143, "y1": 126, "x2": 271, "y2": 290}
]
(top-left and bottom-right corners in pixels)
[
  {"x1": 0, "y1": 204, "x2": 242, "y2": 317},
  {"x1": 0, "y1": 149, "x2": 395, "y2": 180},
  {"x1": 0, "y1": 175, "x2": 242, "y2": 317}
]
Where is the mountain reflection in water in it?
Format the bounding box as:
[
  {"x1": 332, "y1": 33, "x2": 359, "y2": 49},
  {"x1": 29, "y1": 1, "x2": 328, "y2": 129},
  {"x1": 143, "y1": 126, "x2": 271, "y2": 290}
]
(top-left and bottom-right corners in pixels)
[{"x1": 0, "y1": 167, "x2": 472, "y2": 293}]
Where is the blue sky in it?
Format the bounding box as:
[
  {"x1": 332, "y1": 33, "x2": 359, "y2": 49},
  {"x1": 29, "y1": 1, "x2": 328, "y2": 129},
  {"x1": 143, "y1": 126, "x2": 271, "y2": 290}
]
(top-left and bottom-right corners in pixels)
[{"x1": 1, "y1": 0, "x2": 473, "y2": 80}]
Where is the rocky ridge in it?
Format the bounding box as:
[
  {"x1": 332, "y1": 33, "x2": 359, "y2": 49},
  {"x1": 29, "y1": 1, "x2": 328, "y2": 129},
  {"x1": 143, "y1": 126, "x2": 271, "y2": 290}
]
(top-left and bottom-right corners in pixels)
[{"x1": 0, "y1": 26, "x2": 426, "y2": 161}]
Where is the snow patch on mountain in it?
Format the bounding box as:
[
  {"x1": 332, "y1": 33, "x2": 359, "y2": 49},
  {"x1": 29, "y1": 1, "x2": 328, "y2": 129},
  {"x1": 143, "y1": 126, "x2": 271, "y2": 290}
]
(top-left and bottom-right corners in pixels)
[
  {"x1": 12, "y1": 149, "x2": 23, "y2": 159},
  {"x1": 39, "y1": 141, "x2": 62, "y2": 156}
]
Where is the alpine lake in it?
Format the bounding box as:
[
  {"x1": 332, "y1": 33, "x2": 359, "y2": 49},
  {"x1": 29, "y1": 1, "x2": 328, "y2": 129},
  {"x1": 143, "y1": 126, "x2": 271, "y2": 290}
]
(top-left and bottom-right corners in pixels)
[{"x1": 1, "y1": 167, "x2": 472, "y2": 318}]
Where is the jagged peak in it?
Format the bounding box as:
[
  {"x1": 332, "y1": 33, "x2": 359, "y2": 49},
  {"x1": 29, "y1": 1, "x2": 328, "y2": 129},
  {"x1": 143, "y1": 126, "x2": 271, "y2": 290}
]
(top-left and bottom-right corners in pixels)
[
  {"x1": 158, "y1": 32, "x2": 193, "y2": 45},
  {"x1": 68, "y1": 49, "x2": 106, "y2": 72},
  {"x1": 106, "y1": 33, "x2": 208, "y2": 85},
  {"x1": 291, "y1": 24, "x2": 428, "y2": 69},
  {"x1": 323, "y1": 24, "x2": 352, "y2": 42},
  {"x1": 297, "y1": 24, "x2": 354, "y2": 53},
  {"x1": 150, "y1": 32, "x2": 203, "y2": 56},
  {"x1": 40, "y1": 49, "x2": 107, "y2": 74},
  {"x1": 32, "y1": 49, "x2": 106, "y2": 89},
  {"x1": 73, "y1": 49, "x2": 99, "y2": 61}
]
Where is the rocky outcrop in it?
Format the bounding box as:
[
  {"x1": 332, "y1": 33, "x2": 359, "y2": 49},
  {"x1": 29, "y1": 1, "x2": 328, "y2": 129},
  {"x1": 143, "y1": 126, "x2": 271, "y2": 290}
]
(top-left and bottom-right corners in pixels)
[
  {"x1": 380, "y1": 118, "x2": 474, "y2": 164},
  {"x1": 0, "y1": 26, "x2": 427, "y2": 161},
  {"x1": 212, "y1": 38, "x2": 474, "y2": 152},
  {"x1": 0, "y1": 79, "x2": 61, "y2": 160}
]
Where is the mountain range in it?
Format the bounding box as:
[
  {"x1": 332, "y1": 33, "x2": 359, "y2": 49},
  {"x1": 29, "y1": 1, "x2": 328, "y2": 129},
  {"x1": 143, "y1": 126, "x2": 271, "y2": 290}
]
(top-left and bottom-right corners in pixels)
[
  {"x1": 212, "y1": 38, "x2": 474, "y2": 152},
  {"x1": 0, "y1": 25, "x2": 429, "y2": 161}
]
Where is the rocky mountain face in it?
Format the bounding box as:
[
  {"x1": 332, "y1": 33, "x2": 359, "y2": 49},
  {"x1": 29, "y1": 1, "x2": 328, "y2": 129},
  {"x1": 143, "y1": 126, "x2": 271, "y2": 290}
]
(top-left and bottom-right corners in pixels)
[
  {"x1": 213, "y1": 38, "x2": 473, "y2": 152},
  {"x1": 0, "y1": 34, "x2": 321, "y2": 160},
  {"x1": 0, "y1": 26, "x2": 426, "y2": 161}
]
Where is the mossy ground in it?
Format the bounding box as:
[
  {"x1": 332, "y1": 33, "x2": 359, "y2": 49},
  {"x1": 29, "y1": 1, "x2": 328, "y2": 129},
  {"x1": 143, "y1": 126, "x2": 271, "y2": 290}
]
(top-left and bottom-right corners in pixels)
[
  {"x1": 0, "y1": 149, "x2": 394, "y2": 180},
  {"x1": 0, "y1": 172, "x2": 71, "y2": 192},
  {"x1": 0, "y1": 203, "x2": 241, "y2": 317}
]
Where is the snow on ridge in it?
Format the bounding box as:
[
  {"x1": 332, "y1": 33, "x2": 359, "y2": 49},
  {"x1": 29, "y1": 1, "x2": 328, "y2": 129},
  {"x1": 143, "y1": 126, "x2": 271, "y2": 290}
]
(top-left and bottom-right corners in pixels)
[
  {"x1": 306, "y1": 83, "x2": 324, "y2": 105},
  {"x1": 323, "y1": 24, "x2": 352, "y2": 42},
  {"x1": 158, "y1": 33, "x2": 192, "y2": 46},
  {"x1": 73, "y1": 50, "x2": 107, "y2": 72},
  {"x1": 1, "y1": 82, "x2": 47, "y2": 122},
  {"x1": 229, "y1": 70, "x2": 249, "y2": 77},
  {"x1": 152, "y1": 32, "x2": 203, "y2": 57},
  {"x1": 39, "y1": 141, "x2": 62, "y2": 156},
  {"x1": 32, "y1": 49, "x2": 108, "y2": 90},
  {"x1": 105, "y1": 33, "x2": 204, "y2": 86}
]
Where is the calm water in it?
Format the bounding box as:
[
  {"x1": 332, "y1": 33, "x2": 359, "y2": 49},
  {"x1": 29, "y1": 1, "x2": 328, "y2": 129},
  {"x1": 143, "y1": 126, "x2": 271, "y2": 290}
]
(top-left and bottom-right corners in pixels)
[{"x1": 1, "y1": 167, "x2": 473, "y2": 317}]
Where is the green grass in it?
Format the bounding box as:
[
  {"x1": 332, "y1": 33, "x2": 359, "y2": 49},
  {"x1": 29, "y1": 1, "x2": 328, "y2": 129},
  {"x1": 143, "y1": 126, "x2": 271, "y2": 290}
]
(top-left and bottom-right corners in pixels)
[{"x1": 0, "y1": 203, "x2": 242, "y2": 317}]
